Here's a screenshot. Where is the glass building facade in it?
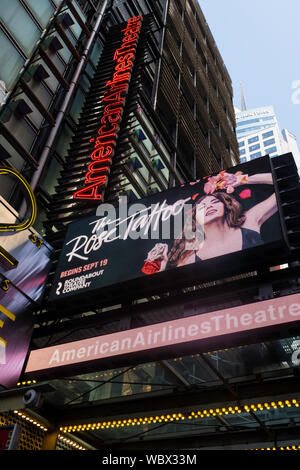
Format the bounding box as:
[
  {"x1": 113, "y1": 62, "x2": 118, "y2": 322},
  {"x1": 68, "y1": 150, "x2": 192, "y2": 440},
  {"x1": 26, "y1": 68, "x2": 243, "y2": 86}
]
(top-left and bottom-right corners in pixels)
[
  {"x1": 236, "y1": 106, "x2": 300, "y2": 166},
  {"x1": 236, "y1": 106, "x2": 284, "y2": 163}
]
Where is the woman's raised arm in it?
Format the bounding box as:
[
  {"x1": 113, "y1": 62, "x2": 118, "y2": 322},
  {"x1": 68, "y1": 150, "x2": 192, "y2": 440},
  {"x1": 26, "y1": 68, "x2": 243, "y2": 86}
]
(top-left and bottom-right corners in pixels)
[
  {"x1": 246, "y1": 173, "x2": 274, "y2": 186},
  {"x1": 242, "y1": 173, "x2": 278, "y2": 230}
]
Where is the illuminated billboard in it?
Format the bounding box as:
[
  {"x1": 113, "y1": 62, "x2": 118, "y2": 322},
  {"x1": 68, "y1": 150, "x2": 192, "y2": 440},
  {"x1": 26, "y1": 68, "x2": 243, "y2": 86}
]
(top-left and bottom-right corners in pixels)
[
  {"x1": 26, "y1": 292, "x2": 300, "y2": 378},
  {"x1": 0, "y1": 196, "x2": 52, "y2": 388},
  {"x1": 48, "y1": 156, "x2": 288, "y2": 308}
]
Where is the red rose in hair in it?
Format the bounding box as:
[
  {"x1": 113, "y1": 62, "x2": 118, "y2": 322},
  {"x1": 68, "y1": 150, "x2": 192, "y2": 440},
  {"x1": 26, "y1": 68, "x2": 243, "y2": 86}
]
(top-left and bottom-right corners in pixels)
[
  {"x1": 141, "y1": 259, "x2": 162, "y2": 275},
  {"x1": 204, "y1": 171, "x2": 249, "y2": 195}
]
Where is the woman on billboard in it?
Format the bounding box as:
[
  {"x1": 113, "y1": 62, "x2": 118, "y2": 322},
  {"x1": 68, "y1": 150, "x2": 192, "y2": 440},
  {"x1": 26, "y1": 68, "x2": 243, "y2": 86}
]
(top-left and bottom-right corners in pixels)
[{"x1": 141, "y1": 170, "x2": 278, "y2": 274}]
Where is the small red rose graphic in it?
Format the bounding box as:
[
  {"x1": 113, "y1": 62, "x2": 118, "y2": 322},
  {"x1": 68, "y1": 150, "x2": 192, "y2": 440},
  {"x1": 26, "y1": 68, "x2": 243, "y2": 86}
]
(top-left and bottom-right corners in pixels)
[
  {"x1": 141, "y1": 260, "x2": 162, "y2": 275},
  {"x1": 239, "y1": 189, "x2": 252, "y2": 199}
]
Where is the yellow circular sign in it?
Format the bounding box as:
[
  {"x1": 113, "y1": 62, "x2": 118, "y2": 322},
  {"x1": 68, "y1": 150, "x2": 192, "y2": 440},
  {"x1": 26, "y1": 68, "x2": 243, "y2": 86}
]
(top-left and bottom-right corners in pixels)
[{"x1": 0, "y1": 167, "x2": 37, "y2": 232}]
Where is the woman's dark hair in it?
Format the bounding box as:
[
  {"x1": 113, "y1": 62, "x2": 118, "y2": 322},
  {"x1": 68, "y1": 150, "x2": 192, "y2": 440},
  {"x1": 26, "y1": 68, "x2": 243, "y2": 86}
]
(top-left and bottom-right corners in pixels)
[{"x1": 166, "y1": 192, "x2": 246, "y2": 269}]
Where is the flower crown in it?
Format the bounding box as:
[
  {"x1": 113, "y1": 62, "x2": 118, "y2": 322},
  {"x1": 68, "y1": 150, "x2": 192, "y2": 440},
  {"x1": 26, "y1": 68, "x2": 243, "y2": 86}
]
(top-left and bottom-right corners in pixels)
[{"x1": 204, "y1": 171, "x2": 248, "y2": 195}]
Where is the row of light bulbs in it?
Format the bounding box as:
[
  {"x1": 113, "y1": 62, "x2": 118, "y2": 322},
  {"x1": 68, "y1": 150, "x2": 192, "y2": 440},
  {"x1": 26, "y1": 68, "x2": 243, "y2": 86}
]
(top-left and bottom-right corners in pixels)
[
  {"x1": 13, "y1": 410, "x2": 48, "y2": 431},
  {"x1": 13, "y1": 411, "x2": 88, "y2": 450},
  {"x1": 17, "y1": 380, "x2": 37, "y2": 386},
  {"x1": 57, "y1": 434, "x2": 87, "y2": 450},
  {"x1": 244, "y1": 399, "x2": 299, "y2": 412},
  {"x1": 60, "y1": 412, "x2": 186, "y2": 432},
  {"x1": 59, "y1": 398, "x2": 300, "y2": 433},
  {"x1": 12, "y1": 408, "x2": 300, "y2": 451},
  {"x1": 251, "y1": 445, "x2": 300, "y2": 451}
]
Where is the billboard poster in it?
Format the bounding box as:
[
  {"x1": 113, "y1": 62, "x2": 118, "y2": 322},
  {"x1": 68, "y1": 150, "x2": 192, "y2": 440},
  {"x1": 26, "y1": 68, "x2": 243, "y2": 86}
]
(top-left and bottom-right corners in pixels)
[
  {"x1": 48, "y1": 156, "x2": 287, "y2": 306},
  {"x1": 0, "y1": 197, "x2": 52, "y2": 388}
]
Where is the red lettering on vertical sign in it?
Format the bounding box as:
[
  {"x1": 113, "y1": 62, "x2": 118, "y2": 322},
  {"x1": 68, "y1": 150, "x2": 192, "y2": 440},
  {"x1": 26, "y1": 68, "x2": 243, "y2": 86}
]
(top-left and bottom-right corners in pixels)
[{"x1": 73, "y1": 15, "x2": 143, "y2": 201}]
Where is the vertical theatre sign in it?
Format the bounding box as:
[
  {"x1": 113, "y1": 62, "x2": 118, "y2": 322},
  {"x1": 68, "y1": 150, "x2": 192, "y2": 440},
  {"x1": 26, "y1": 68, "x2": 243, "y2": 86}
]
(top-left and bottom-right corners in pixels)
[{"x1": 73, "y1": 15, "x2": 143, "y2": 201}]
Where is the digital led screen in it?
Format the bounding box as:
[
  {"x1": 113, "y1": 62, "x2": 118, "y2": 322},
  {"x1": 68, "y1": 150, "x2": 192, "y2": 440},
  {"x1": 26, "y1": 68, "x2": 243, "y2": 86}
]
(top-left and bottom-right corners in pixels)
[
  {"x1": 49, "y1": 156, "x2": 287, "y2": 305},
  {"x1": 0, "y1": 197, "x2": 52, "y2": 388},
  {"x1": 26, "y1": 292, "x2": 300, "y2": 377}
]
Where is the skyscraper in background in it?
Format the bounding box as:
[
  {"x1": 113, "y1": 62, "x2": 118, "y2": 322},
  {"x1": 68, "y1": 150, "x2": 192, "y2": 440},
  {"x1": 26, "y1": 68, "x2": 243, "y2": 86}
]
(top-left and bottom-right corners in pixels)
[
  {"x1": 235, "y1": 104, "x2": 300, "y2": 170},
  {"x1": 282, "y1": 129, "x2": 300, "y2": 171}
]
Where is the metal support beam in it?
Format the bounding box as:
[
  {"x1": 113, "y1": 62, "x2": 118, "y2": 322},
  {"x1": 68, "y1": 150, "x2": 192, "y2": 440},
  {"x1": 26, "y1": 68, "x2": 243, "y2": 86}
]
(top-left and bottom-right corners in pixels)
[
  {"x1": 19, "y1": 80, "x2": 56, "y2": 126},
  {"x1": 0, "y1": 122, "x2": 39, "y2": 169},
  {"x1": 42, "y1": 429, "x2": 58, "y2": 450},
  {"x1": 54, "y1": 21, "x2": 82, "y2": 61},
  {"x1": 48, "y1": 374, "x2": 300, "y2": 425},
  {"x1": 160, "y1": 360, "x2": 190, "y2": 387},
  {"x1": 66, "y1": 0, "x2": 91, "y2": 37},
  {"x1": 39, "y1": 47, "x2": 70, "y2": 90}
]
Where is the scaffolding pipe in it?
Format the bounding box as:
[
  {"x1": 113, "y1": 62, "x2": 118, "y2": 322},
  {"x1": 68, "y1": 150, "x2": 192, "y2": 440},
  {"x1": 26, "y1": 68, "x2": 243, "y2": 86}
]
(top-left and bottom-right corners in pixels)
[{"x1": 29, "y1": 0, "x2": 109, "y2": 192}]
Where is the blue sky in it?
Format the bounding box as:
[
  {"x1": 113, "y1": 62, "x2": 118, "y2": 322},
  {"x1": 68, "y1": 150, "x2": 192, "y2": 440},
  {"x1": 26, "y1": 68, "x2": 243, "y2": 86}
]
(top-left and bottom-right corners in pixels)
[{"x1": 199, "y1": 0, "x2": 300, "y2": 143}]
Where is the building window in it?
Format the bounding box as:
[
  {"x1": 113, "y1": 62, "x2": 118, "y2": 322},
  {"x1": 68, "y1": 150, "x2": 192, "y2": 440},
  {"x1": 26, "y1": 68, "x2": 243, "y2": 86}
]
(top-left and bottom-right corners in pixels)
[
  {"x1": 249, "y1": 144, "x2": 260, "y2": 152},
  {"x1": 248, "y1": 136, "x2": 259, "y2": 144},
  {"x1": 263, "y1": 138, "x2": 275, "y2": 147},
  {"x1": 265, "y1": 146, "x2": 277, "y2": 154},
  {"x1": 240, "y1": 149, "x2": 246, "y2": 155},
  {"x1": 0, "y1": 30, "x2": 24, "y2": 88},
  {"x1": 23, "y1": 0, "x2": 55, "y2": 29},
  {"x1": 89, "y1": 39, "x2": 104, "y2": 67},
  {"x1": 213, "y1": 83, "x2": 218, "y2": 96},
  {"x1": 236, "y1": 118, "x2": 260, "y2": 127},
  {"x1": 262, "y1": 130, "x2": 274, "y2": 139},
  {"x1": 236, "y1": 124, "x2": 273, "y2": 135},
  {"x1": 0, "y1": 0, "x2": 41, "y2": 56},
  {"x1": 240, "y1": 157, "x2": 247, "y2": 163},
  {"x1": 238, "y1": 141, "x2": 245, "y2": 148},
  {"x1": 174, "y1": 0, "x2": 183, "y2": 17},
  {"x1": 250, "y1": 152, "x2": 262, "y2": 160},
  {"x1": 69, "y1": 87, "x2": 85, "y2": 124},
  {"x1": 236, "y1": 116, "x2": 274, "y2": 128},
  {"x1": 261, "y1": 116, "x2": 274, "y2": 122}
]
